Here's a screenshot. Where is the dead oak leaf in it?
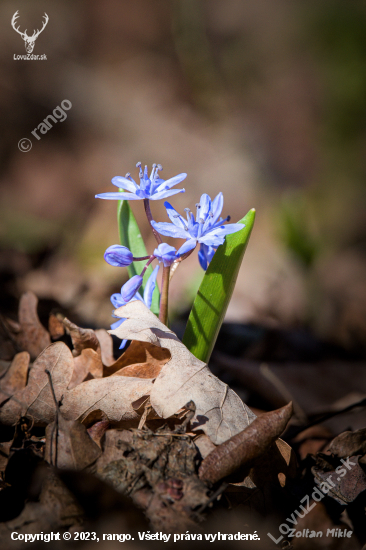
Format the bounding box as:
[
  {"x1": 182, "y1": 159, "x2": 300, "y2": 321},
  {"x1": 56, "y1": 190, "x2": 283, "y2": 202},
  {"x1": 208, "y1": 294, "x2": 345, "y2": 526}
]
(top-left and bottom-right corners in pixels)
[
  {"x1": 110, "y1": 301, "x2": 256, "y2": 445},
  {"x1": 45, "y1": 414, "x2": 102, "y2": 470},
  {"x1": 62, "y1": 317, "x2": 100, "y2": 357},
  {"x1": 106, "y1": 340, "x2": 170, "y2": 378},
  {"x1": 60, "y1": 376, "x2": 155, "y2": 426},
  {"x1": 15, "y1": 292, "x2": 51, "y2": 360},
  {"x1": 95, "y1": 329, "x2": 115, "y2": 367},
  {"x1": 68, "y1": 349, "x2": 103, "y2": 390},
  {"x1": 327, "y1": 428, "x2": 366, "y2": 458},
  {"x1": 0, "y1": 352, "x2": 30, "y2": 405},
  {"x1": 48, "y1": 314, "x2": 65, "y2": 339},
  {"x1": 0, "y1": 342, "x2": 74, "y2": 426}
]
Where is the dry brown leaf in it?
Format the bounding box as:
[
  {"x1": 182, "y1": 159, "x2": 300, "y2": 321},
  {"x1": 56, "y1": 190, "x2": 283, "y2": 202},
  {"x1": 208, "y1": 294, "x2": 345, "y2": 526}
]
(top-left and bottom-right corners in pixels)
[
  {"x1": 68, "y1": 348, "x2": 103, "y2": 390},
  {"x1": 0, "y1": 316, "x2": 20, "y2": 360},
  {"x1": 45, "y1": 414, "x2": 102, "y2": 469},
  {"x1": 110, "y1": 301, "x2": 256, "y2": 444},
  {"x1": 87, "y1": 416, "x2": 110, "y2": 447},
  {"x1": 95, "y1": 329, "x2": 115, "y2": 366},
  {"x1": 293, "y1": 425, "x2": 334, "y2": 460},
  {"x1": 62, "y1": 317, "x2": 99, "y2": 357},
  {"x1": 327, "y1": 428, "x2": 366, "y2": 458},
  {"x1": 0, "y1": 352, "x2": 30, "y2": 405},
  {"x1": 16, "y1": 292, "x2": 51, "y2": 360},
  {"x1": 48, "y1": 314, "x2": 65, "y2": 339},
  {"x1": 194, "y1": 434, "x2": 216, "y2": 459},
  {"x1": 0, "y1": 342, "x2": 74, "y2": 426},
  {"x1": 60, "y1": 376, "x2": 155, "y2": 425},
  {"x1": 198, "y1": 402, "x2": 293, "y2": 483},
  {"x1": 105, "y1": 340, "x2": 170, "y2": 377}
]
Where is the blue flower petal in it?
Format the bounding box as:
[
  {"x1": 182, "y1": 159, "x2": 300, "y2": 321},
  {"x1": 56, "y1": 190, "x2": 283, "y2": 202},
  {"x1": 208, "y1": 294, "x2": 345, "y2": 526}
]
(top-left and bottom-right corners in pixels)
[
  {"x1": 198, "y1": 247, "x2": 208, "y2": 270},
  {"x1": 110, "y1": 293, "x2": 126, "y2": 308},
  {"x1": 143, "y1": 265, "x2": 160, "y2": 309},
  {"x1": 204, "y1": 244, "x2": 216, "y2": 263},
  {"x1": 155, "y1": 173, "x2": 187, "y2": 193},
  {"x1": 199, "y1": 234, "x2": 225, "y2": 247},
  {"x1": 111, "y1": 318, "x2": 125, "y2": 330},
  {"x1": 150, "y1": 188, "x2": 185, "y2": 201},
  {"x1": 111, "y1": 176, "x2": 138, "y2": 192},
  {"x1": 177, "y1": 238, "x2": 197, "y2": 256},
  {"x1": 121, "y1": 275, "x2": 143, "y2": 302},
  {"x1": 198, "y1": 194, "x2": 212, "y2": 220},
  {"x1": 119, "y1": 339, "x2": 128, "y2": 350},
  {"x1": 95, "y1": 192, "x2": 141, "y2": 200},
  {"x1": 151, "y1": 221, "x2": 188, "y2": 239},
  {"x1": 164, "y1": 202, "x2": 187, "y2": 230},
  {"x1": 211, "y1": 223, "x2": 245, "y2": 237},
  {"x1": 211, "y1": 193, "x2": 224, "y2": 224}
]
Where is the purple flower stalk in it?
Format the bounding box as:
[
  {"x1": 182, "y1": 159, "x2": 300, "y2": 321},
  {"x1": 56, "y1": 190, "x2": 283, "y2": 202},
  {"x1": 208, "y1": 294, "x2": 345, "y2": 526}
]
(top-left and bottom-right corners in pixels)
[
  {"x1": 96, "y1": 162, "x2": 186, "y2": 202},
  {"x1": 151, "y1": 192, "x2": 245, "y2": 269}
]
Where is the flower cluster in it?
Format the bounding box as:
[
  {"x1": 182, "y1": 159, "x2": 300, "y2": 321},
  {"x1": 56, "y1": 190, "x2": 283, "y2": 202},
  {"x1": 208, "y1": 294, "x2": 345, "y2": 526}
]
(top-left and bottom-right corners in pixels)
[
  {"x1": 97, "y1": 162, "x2": 245, "y2": 327},
  {"x1": 96, "y1": 162, "x2": 186, "y2": 202}
]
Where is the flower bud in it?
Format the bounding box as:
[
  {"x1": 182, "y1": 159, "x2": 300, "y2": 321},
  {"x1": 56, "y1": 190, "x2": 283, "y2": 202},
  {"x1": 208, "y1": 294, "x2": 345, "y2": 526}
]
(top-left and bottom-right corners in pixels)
[
  {"x1": 121, "y1": 275, "x2": 143, "y2": 302},
  {"x1": 104, "y1": 245, "x2": 133, "y2": 267},
  {"x1": 153, "y1": 243, "x2": 178, "y2": 267}
]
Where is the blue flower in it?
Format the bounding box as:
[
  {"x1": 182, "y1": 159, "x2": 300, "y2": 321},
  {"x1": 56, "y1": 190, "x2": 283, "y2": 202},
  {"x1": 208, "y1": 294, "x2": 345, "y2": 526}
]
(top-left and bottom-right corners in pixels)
[
  {"x1": 96, "y1": 162, "x2": 186, "y2": 202},
  {"x1": 151, "y1": 193, "x2": 245, "y2": 269},
  {"x1": 104, "y1": 244, "x2": 133, "y2": 267},
  {"x1": 153, "y1": 243, "x2": 178, "y2": 267},
  {"x1": 121, "y1": 275, "x2": 144, "y2": 302},
  {"x1": 110, "y1": 265, "x2": 160, "y2": 347}
]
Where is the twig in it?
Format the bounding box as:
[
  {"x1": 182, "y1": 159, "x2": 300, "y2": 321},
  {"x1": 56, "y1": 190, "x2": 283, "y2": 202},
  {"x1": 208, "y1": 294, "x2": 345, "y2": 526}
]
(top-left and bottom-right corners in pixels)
[
  {"x1": 45, "y1": 369, "x2": 59, "y2": 468},
  {"x1": 286, "y1": 397, "x2": 366, "y2": 440}
]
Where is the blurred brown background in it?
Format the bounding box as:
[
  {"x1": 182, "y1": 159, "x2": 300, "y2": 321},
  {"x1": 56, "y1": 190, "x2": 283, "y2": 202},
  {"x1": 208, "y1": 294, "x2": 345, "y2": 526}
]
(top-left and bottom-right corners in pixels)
[{"x1": 1, "y1": 0, "x2": 366, "y2": 355}]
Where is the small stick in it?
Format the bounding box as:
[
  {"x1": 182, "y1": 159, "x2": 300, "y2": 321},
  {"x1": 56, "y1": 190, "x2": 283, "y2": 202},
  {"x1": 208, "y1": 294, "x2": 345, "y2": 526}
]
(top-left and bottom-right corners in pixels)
[{"x1": 45, "y1": 369, "x2": 59, "y2": 468}]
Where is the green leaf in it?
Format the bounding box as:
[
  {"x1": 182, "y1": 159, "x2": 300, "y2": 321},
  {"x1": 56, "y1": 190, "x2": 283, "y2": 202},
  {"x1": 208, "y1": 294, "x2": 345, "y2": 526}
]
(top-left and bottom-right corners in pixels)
[
  {"x1": 117, "y1": 199, "x2": 160, "y2": 315},
  {"x1": 182, "y1": 208, "x2": 255, "y2": 363}
]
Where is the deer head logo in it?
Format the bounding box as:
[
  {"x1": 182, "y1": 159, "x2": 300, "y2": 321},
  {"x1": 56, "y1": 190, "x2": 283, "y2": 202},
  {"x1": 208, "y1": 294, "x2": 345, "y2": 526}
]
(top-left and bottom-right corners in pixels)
[{"x1": 11, "y1": 11, "x2": 49, "y2": 54}]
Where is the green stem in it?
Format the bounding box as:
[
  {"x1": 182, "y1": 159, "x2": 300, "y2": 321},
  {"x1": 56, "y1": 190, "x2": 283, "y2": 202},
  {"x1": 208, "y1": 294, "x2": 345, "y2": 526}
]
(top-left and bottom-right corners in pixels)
[{"x1": 159, "y1": 265, "x2": 170, "y2": 325}]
